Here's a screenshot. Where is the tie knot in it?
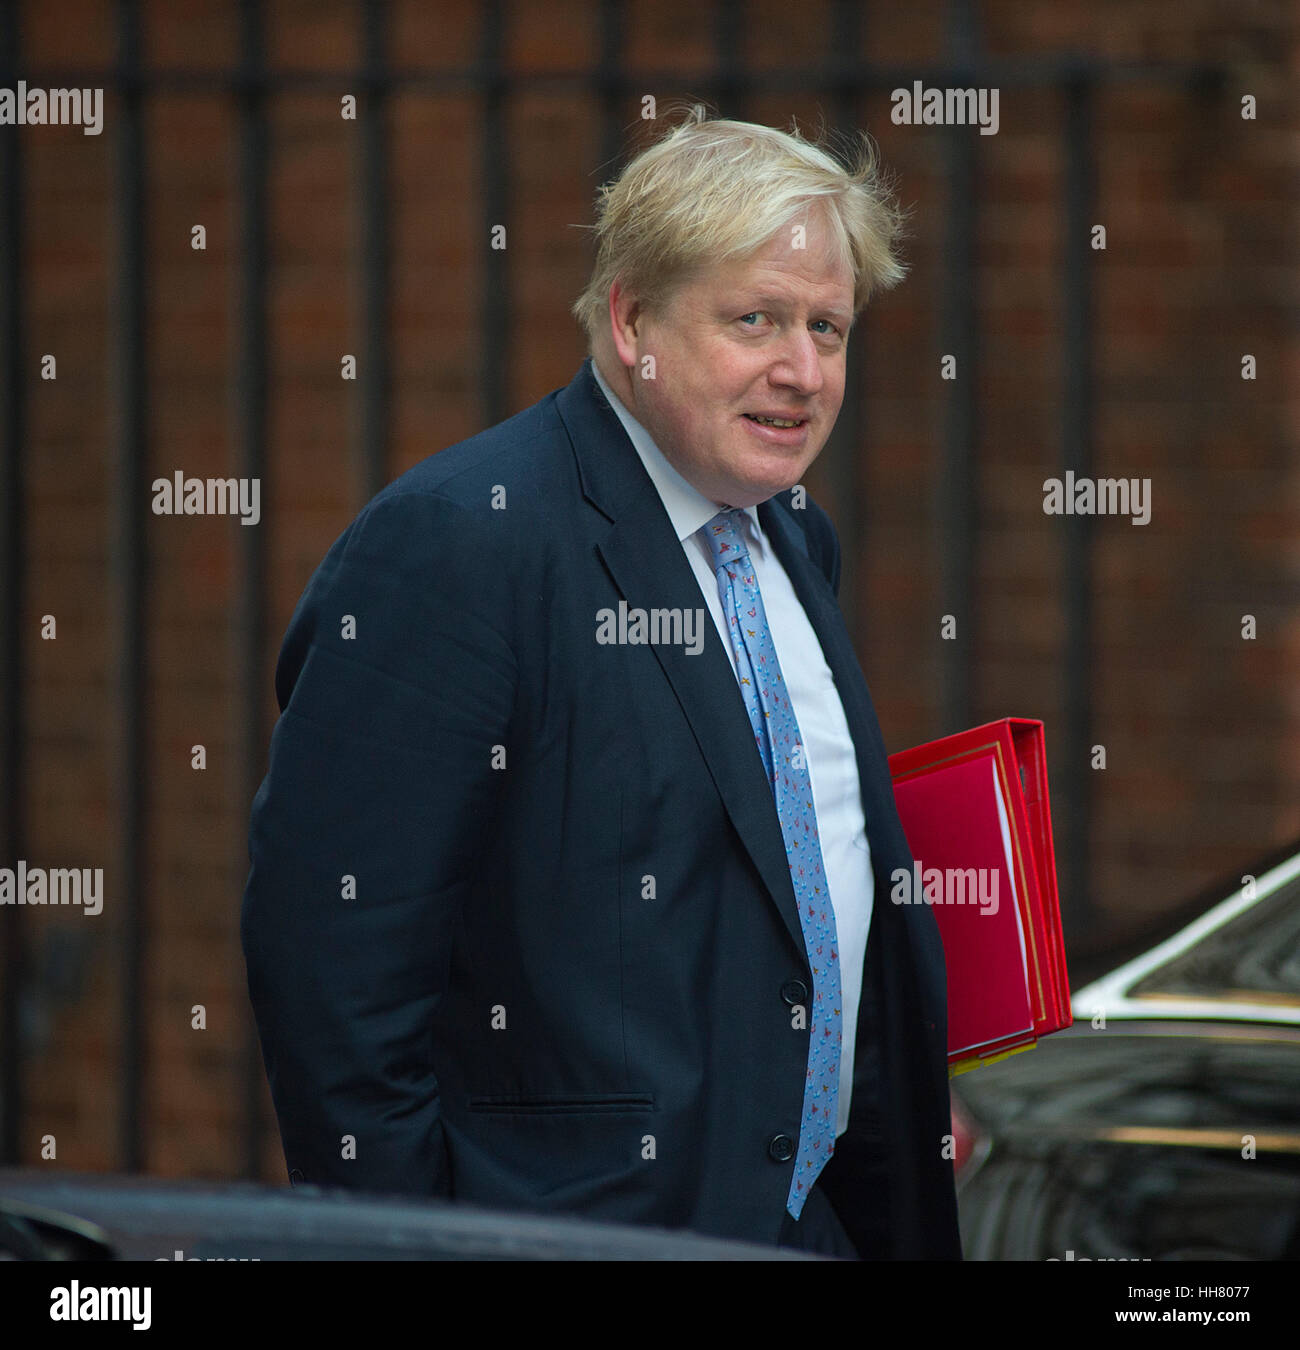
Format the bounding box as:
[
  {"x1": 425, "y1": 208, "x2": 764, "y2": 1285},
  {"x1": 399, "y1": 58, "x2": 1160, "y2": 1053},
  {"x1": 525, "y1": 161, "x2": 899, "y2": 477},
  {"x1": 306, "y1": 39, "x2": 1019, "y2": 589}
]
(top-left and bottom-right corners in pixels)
[{"x1": 704, "y1": 509, "x2": 751, "y2": 571}]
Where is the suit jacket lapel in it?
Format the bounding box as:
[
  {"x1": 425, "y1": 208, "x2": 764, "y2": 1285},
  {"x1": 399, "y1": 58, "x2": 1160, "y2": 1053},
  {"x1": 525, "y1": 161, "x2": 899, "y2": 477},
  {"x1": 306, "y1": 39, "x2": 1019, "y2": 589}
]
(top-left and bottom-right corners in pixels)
[
  {"x1": 761, "y1": 496, "x2": 914, "y2": 923},
  {"x1": 758, "y1": 499, "x2": 894, "y2": 848},
  {"x1": 558, "y1": 359, "x2": 808, "y2": 960}
]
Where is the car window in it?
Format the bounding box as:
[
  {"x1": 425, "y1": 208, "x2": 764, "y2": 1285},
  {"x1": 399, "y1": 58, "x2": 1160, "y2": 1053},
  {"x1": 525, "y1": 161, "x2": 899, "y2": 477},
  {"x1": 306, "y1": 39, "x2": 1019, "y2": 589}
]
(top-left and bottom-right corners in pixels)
[{"x1": 1127, "y1": 871, "x2": 1300, "y2": 1002}]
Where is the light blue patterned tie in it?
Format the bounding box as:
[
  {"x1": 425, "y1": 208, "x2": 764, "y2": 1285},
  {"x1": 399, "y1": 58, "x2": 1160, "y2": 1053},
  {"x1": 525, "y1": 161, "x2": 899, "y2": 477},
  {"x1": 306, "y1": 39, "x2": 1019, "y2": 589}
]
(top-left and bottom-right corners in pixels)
[{"x1": 703, "y1": 509, "x2": 841, "y2": 1220}]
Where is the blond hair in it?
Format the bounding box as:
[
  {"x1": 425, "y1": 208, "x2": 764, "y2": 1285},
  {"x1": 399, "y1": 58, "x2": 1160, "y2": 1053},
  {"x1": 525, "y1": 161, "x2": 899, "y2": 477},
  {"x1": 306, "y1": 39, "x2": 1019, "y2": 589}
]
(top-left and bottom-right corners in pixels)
[{"x1": 571, "y1": 104, "x2": 909, "y2": 347}]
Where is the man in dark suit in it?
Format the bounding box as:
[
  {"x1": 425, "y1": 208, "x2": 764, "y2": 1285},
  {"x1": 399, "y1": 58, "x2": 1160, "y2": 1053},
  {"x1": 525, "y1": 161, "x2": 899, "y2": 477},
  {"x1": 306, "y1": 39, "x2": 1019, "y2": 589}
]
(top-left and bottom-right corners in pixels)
[{"x1": 241, "y1": 108, "x2": 961, "y2": 1260}]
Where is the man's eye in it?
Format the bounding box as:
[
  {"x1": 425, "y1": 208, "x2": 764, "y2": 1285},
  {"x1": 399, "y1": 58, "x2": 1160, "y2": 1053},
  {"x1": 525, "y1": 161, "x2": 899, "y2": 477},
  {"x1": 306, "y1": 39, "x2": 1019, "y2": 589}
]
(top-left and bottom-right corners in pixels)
[
  {"x1": 738, "y1": 312, "x2": 763, "y2": 325},
  {"x1": 811, "y1": 320, "x2": 840, "y2": 336}
]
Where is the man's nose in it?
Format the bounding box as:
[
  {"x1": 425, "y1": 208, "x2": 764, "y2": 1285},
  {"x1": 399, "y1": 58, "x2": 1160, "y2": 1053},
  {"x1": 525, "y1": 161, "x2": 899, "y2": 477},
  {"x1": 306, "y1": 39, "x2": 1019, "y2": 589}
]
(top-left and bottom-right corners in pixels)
[{"x1": 770, "y1": 328, "x2": 824, "y2": 394}]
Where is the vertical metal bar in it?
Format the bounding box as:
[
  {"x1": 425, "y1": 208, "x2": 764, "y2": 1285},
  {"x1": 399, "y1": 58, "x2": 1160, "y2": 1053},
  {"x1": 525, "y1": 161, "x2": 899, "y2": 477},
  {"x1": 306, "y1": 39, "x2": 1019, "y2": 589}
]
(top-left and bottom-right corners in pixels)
[
  {"x1": 480, "y1": 0, "x2": 507, "y2": 424},
  {"x1": 0, "y1": 0, "x2": 27, "y2": 1168},
  {"x1": 938, "y1": 0, "x2": 979, "y2": 734},
  {"x1": 235, "y1": 0, "x2": 269, "y2": 1181},
  {"x1": 824, "y1": 0, "x2": 864, "y2": 642},
  {"x1": 712, "y1": 0, "x2": 747, "y2": 120},
  {"x1": 597, "y1": 0, "x2": 625, "y2": 185},
  {"x1": 358, "y1": 0, "x2": 389, "y2": 504},
  {"x1": 112, "y1": 0, "x2": 148, "y2": 1173},
  {"x1": 1060, "y1": 71, "x2": 1094, "y2": 931}
]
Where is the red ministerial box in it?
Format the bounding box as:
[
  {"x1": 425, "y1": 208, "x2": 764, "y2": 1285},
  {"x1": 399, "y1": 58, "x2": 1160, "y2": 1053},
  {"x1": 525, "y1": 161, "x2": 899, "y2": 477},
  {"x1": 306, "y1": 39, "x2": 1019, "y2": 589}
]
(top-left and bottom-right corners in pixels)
[{"x1": 888, "y1": 719, "x2": 1072, "y2": 1075}]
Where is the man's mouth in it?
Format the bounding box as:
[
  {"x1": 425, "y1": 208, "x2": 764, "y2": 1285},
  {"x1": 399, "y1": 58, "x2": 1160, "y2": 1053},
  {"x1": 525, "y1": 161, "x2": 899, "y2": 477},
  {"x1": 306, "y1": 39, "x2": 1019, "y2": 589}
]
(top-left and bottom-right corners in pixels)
[{"x1": 743, "y1": 413, "x2": 807, "y2": 428}]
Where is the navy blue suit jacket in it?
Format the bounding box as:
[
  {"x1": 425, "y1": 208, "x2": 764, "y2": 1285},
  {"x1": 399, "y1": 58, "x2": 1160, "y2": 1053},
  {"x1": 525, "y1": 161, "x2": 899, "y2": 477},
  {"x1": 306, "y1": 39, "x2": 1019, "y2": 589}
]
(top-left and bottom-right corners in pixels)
[{"x1": 241, "y1": 357, "x2": 961, "y2": 1259}]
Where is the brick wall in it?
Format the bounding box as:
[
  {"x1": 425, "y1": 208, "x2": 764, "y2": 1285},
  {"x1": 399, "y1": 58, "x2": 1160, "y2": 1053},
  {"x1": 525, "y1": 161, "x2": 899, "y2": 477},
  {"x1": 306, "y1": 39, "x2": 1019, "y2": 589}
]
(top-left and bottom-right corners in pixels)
[{"x1": 5, "y1": 0, "x2": 1296, "y2": 1181}]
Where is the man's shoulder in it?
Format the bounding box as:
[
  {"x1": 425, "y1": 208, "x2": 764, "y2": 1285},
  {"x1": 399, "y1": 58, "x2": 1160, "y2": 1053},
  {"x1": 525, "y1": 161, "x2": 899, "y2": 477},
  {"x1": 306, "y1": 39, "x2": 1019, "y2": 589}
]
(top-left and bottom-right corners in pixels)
[
  {"x1": 298, "y1": 377, "x2": 585, "y2": 598},
  {"x1": 378, "y1": 383, "x2": 572, "y2": 511}
]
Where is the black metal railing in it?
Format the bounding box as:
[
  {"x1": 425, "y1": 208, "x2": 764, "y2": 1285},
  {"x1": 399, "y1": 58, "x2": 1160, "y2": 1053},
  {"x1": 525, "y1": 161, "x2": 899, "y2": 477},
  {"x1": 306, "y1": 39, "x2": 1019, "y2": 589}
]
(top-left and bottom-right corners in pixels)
[{"x1": 0, "y1": 0, "x2": 1226, "y2": 1179}]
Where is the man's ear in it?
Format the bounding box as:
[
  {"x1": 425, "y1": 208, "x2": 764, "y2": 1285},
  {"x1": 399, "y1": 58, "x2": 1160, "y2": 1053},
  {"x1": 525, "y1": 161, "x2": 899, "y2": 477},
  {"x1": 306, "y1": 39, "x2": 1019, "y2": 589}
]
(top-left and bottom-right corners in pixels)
[{"x1": 608, "y1": 279, "x2": 643, "y2": 368}]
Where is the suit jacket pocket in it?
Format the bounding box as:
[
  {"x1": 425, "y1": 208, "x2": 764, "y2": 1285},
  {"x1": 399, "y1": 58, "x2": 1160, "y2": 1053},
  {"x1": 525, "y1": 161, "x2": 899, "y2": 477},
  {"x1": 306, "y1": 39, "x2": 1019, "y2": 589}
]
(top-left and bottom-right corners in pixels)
[{"x1": 467, "y1": 1092, "x2": 653, "y2": 1115}]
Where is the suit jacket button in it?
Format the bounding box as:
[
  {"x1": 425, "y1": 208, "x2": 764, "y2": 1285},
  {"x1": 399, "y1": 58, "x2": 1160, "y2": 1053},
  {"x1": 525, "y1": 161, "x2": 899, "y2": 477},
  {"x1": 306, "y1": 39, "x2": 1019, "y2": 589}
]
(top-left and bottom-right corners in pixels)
[
  {"x1": 781, "y1": 980, "x2": 809, "y2": 1005},
  {"x1": 768, "y1": 1134, "x2": 795, "y2": 1163},
  {"x1": 288, "y1": 1168, "x2": 305, "y2": 1186}
]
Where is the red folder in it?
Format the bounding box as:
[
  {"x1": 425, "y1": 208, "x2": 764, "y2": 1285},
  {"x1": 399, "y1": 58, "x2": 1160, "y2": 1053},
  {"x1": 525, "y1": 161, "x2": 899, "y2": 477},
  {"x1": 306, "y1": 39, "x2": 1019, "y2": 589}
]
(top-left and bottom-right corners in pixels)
[{"x1": 888, "y1": 719, "x2": 1072, "y2": 1075}]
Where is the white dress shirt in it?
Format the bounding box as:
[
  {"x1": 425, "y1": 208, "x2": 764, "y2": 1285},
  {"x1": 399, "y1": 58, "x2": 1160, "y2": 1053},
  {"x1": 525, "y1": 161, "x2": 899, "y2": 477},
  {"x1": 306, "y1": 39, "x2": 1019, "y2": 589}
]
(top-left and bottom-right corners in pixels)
[{"x1": 591, "y1": 360, "x2": 875, "y2": 1137}]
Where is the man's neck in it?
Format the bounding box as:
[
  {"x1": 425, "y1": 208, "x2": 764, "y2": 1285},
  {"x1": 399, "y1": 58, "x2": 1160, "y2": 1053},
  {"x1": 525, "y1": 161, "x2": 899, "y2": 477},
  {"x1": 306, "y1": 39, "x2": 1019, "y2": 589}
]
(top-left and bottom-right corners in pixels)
[{"x1": 591, "y1": 346, "x2": 637, "y2": 416}]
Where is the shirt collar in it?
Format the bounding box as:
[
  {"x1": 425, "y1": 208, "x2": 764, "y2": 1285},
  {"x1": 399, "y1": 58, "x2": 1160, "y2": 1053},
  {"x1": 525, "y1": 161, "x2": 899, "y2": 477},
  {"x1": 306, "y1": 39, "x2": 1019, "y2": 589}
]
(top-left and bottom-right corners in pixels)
[{"x1": 591, "y1": 358, "x2": 764, "y2": 558}]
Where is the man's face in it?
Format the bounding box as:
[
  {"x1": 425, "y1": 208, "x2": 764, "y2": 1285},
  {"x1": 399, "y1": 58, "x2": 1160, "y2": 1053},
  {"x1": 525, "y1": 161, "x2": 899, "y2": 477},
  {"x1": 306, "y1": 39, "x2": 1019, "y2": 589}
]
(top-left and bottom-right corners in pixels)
[{"x1": 608, "y1": 206, "x2": 855, "y2": 510}]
